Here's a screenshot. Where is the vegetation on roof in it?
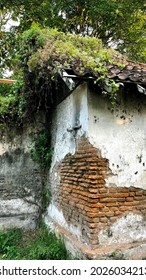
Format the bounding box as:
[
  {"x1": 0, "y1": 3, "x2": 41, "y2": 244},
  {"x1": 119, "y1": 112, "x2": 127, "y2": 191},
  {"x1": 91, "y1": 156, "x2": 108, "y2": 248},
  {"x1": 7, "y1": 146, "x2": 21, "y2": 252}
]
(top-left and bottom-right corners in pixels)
[
  {"x1": 24, "y1": 23, "x2": 124, "y2": 73},
  {"x1": 0, "y1": 24, "x2": 126, "y2": 124},
  {"x1": 1, "y1": 0, "x2": 145, "y2": 73},
  {"x1": 19, "y1": 24, "x2": 124, "y2": 102}
]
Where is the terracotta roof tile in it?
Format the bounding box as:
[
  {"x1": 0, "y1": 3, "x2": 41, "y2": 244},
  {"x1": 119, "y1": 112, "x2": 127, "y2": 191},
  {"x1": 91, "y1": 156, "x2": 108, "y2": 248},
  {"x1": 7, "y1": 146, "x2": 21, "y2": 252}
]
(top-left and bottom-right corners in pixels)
[
  {"x1": 107, "y1": 61, "x2": 146, "y2": 85},
  {"x1": 66, "y1": 60, "x2": 146, "y2": 86}
]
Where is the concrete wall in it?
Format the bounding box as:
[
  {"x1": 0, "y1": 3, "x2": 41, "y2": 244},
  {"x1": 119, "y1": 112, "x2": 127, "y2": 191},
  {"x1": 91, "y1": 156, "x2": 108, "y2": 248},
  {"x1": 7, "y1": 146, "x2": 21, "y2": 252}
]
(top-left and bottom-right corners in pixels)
[
  {"x1": 0, "y1": 118, "x2": 44, "y2": 230},
  {"x1": 46, "y1": 82, "x2": 88, "y2": 238},
  {"x1": 45, "y1": 82, "x2": 146, "y2": 259},
  {"x1": 88, "y1": 87, "x2": 146, "y2": 189}
]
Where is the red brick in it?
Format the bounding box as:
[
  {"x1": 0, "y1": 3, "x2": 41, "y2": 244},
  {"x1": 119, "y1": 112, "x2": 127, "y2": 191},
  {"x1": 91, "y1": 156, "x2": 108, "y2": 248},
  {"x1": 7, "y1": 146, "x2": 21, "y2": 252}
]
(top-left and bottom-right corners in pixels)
[
  {"x1": 84, "y1": 206, "x2": 98, "y2": 212},
  {"x1": 118, "y1": 187, "x2": 129, "y2": 193},
  {"x1": 85, "y1": 158, "x2": 99, "y2": 163},
  {"x1": 109, "y1": 188, "x2": 117, "y2": 193},
  {"x1": 117, "y1": 198, "x2": 126, "y2": 202},
  {"x1": 89, "y1": 166, "x2": 99, "y2": 170},
  {"x1": 135, "y1": 191, "x2": 144, "y2": 196},
  {"x1": 99, "y1": 171, "x2": 107, "y2": 175},
  {"x1": 105, "y1": 211, "x2": 114, "y2": 217},
  {"x1": 136, "y1": 205, "x2": 146, "y2": 210},
  {"x1": 87, "y1": 203, "x2": 104, "y2": 208},
  {"x1": 76, "y1": 204, "x2": 84, "y2": 210},
  {"x1": 85, "y1": 149, "x2": 98, "y2": 154},
  {"x1": 135, "y1": 196, "x2": 145, "y2": 201},
  {"x1": 78, "y1": 195, "x2": 89, "y2": 201},
  {"x1": 124, "y1": 201, "x2": 141, "y2": 206},
  {"x1": 100, "y1": 198, "x2": 117, "y2": 203},
  {"x1": 79, "y1": 182, "x2": 89, "y2": 187},
  {"x1": 88, "y1": 223, "x2": 98, "y2": 228},
  {"x1": 129, "y1": 192, "x2": 135, "y2": 196},
  {"x1": 86, "y1": 217, "x2": 100, "y2": 223},
  {"x1": 87, "y1": 212, "x2": 105, "y2": 218},
  {"x1": 109, "y1": 193, "x2": 128, "y2": 198},
  {"x1": 84, "y1": 174, "x2": 103, "y2": 179},
  {"x1": 73, "y1": 190, "x2": 88, "y2": 196},
  {"x1": 119, "y1": 206, "x2": 129, "y2": 211},
  {"x1": 109, "y1": 207, "x2": 118, "y2": 211},
  {"x1": 115, "y1": 211, "x2": 123, "y2": 216},
  {"x1": 88, "y1": 193, "x2": 101, "y2": 198},
  {"x1": 110, "y1": 217, "x2": 118, "y2": 223},
  {"x1": 100, "y1": 217, "x2": 108, "y2": 223},
  {"x1": 88, "y1": 188, "x2": 99, "y2": 193},
  {"x1": 69, "y1": 199, "x2": 79, "y2": 205},
  {"x1": 99, "y1": 188, "x2": 108, "y2": 193},
  {"x1": 86, "y1": 212, "x2": 100, "y2": 218},
  {"x1": 95, "y1": 184, "x2": 105, "y2": 188},
  {"x1": 126, "y1": 197, "x2": 134, "y2": 202},
  {"x1": 106, "y1": 202, "x2": 118, "y2": 207},
  {"x1": 82, "y1": 179, "x2": 102, "y2": 185}
]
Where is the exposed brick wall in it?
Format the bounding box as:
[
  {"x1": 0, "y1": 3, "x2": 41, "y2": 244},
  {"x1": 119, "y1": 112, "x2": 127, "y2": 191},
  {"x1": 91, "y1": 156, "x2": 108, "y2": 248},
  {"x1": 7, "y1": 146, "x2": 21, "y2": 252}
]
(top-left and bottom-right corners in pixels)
[{"x1": 57, "y1": 137, "x2": 146, "y2": 248}]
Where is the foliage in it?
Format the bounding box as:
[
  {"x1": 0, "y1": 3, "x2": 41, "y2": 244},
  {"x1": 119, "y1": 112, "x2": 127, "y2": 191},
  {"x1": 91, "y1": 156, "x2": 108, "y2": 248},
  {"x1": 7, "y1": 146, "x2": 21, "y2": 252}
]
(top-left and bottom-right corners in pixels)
[
  {"x1": 31, "y1": 129, "x2": 52, "y2": 171},
  {"x1": 0, "y1": 24, "x2": 126, "y2": 120},
  {"x1": 0, "y1": 95, "x2": 16, "y2": 118},
  {"x1": 41, "y1": 186, "x2": 52, "y2": 213},
  {"x1": 0, "y1": 0, "x2": 145, "y2": 69},
  {"x1": 0, "y1": 72, "x2": 25, "y2": 123},
  {"x1": 0, "y1": 224, "x2": 72, "y2": 260},
  {"x1": 20, "y1": 25, "x2": 125, "y2": 104}
]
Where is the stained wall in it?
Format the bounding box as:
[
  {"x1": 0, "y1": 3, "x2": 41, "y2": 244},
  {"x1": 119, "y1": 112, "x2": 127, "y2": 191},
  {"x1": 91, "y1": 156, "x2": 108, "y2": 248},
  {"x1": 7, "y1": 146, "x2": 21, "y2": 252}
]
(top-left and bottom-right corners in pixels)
[
  {"x1": 0, "y1": 117, "x2": 44, "y2": 230},
  {"x1": 45, "y1": 82, "x2": 146, "y2": 258}
]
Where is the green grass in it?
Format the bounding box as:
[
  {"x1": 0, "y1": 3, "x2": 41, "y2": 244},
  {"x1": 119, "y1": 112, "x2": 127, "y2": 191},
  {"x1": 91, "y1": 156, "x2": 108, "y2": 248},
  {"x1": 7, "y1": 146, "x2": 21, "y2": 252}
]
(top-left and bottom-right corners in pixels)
[{"x1": 0, "y1": 224, "x2": 72, "y2": 260}]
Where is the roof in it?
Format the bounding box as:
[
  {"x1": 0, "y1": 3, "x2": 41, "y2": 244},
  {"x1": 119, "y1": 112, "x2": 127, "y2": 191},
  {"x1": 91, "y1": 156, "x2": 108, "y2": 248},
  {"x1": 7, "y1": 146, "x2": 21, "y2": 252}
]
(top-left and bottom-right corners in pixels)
[
  {"x1": 107, "y1": 60, "x2": 146, "y2": 85},
  {"x1": 62, "y1": 60, "x2": 146, "y2": 86},
  {"x1": 59, "y1": 59, "x2": 146, "y2": 97},
  {"x1": 21, "y1": 27, "x2": 146, "y2": 104},
  {"x1": 23, "y1": 27, "x2": 146, "y2": 88}
]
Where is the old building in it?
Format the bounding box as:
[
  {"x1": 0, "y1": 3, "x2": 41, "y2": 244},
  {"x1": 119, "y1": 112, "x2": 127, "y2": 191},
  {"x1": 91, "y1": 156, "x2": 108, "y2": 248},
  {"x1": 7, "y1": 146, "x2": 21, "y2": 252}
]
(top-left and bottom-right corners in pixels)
[
  {"x1": 1, "y1": 33, "x2": 146, "y2": 258},
  {"x1": 44, "y1": 61, "x2": 146, "y2": 259}
]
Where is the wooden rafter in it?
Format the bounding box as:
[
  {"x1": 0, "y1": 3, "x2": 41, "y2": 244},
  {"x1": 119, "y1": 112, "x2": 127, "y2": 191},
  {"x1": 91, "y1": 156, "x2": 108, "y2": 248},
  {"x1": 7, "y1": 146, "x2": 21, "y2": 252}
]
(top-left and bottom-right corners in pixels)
[{"x1": 0, "y1": 79, "x2": 16, "y2": 84}]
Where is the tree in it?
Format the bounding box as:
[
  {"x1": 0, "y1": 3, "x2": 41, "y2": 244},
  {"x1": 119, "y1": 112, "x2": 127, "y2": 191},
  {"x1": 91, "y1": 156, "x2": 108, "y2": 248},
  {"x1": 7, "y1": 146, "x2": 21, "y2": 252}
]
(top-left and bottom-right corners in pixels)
[
  {"x1": 0, "y1": 0, "x2": 146, "y2": 73},
  {"x1": 52, "y1": 0, "x2": 146, "y2": 62}
]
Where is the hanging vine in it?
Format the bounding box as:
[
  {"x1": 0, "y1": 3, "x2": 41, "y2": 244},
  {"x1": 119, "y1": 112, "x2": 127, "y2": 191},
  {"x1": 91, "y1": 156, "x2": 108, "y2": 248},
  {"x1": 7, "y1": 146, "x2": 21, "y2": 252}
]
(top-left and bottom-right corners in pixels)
[{"x1": 0, "y1": 23, "x2": 126, "y2": 124}]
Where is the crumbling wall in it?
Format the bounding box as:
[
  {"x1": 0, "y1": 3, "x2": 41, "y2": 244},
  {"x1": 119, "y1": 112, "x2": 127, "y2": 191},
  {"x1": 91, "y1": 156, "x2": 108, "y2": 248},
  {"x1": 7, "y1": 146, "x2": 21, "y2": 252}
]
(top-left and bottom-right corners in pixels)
[
  {"x1": 47, "y1": 137, "x2": 146, "y2": 250},
  {"x1": 45, "y1": 83, "x2": 146, "y2": 258},
  {"x1": 0, "y1": 118, "x2": 44, "y2": 230}
]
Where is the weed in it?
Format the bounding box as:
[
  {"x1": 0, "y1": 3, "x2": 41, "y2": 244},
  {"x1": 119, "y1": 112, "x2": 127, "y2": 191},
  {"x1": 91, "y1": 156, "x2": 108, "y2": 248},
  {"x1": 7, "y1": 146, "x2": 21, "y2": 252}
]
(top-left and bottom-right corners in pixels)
[
  {"x1": 31, "y1": 130, "x2": 52, "y2": 172},
  {"x1": 0, "y1": 224, "x2": 72, "y2": 260}
]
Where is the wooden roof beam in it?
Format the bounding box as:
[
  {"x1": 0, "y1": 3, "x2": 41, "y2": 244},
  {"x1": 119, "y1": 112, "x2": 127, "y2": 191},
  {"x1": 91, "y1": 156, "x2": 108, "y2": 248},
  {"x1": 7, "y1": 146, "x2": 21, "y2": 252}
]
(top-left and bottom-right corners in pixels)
[{"x1": 0, "y1": 79, "x2": 16, "y2": 84}]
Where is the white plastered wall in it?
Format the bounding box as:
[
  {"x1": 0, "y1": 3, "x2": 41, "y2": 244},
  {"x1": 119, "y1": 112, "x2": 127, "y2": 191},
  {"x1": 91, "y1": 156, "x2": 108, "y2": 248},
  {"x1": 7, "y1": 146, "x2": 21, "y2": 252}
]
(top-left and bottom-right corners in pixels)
[
  {"x1": 46, "y1": 82, "x2": 89, "y2": 238},
  {"x1": 50, "y1": 82, "x2": 88, "y2": 169},
  {"x1": 87, "y1": 87, "x2": 146, "y2": 189},
  {"x1": 45, "y1": 82, "x2": 146, "y2": 250}
]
